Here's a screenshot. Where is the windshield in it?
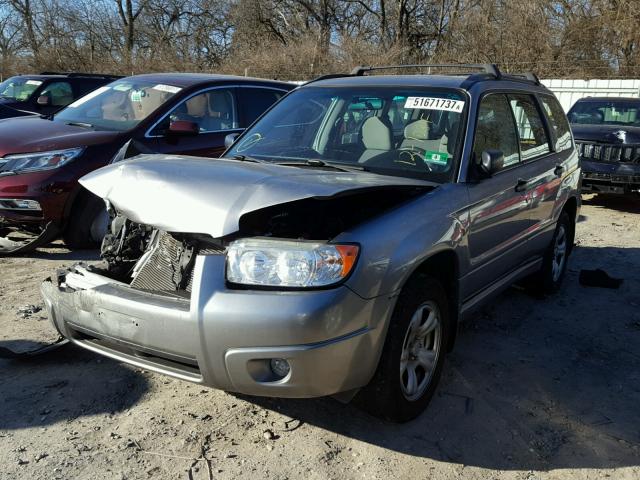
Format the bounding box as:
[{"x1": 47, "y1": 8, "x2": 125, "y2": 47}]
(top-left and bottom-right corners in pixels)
[
  {"x1": 54, "y1": 80, "x2": 182, "y2": 131},
  {"x1": 226, "y1": 86, "x2": 466, "y2": 182},
  {"x1": 0, "y1": 77, "x2": 42, "y2": 102},
  {"x1": 568, "y1": 99, "x2": 640, "y2": 126}
]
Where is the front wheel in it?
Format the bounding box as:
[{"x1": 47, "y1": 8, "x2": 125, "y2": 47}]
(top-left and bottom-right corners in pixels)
[
  {"x1": 63, "y1": 189, "x2": 109, "y2": 249},
  {"x1": 355, "y1": 275, "x2": 450, "y2": 422}
]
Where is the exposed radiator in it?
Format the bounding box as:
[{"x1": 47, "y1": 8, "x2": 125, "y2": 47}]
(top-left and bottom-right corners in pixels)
[{"x1": 131, "y1": 231, "x2": 224, "y2": 293}]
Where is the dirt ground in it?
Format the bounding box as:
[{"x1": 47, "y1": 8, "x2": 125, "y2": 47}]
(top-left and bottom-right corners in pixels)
[{"x1": 1, "y1": 193, "x2": 639, "y2": 480}]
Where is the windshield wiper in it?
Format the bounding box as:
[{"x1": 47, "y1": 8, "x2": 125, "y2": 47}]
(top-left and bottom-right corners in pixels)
[
  {"x1": 276, "y1": 159, "x2": 368, "y2": 172},
  {"x1": 65, "y1": 121, "x2": 93, "y2": 129},
  {"x1": 40, "y1": 113, "x2": 54, "y2": 120},
  {"x1": 230, "y1": 154, "x2": 268, "y2": 164}
]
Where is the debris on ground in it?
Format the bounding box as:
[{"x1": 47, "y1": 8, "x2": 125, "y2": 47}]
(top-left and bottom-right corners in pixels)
[
  {"x1": 578, "y1": 269, "x2": 624, "y2": 289},
  {"x1": 16, "y1": 304, "x2": 43, "y2": 318}
]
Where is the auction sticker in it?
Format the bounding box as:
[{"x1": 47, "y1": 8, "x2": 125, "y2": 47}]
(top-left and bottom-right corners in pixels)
[
  {"x1": 153, "y1": 84, "x2": 182, "y2": 94},
  {"x1": 25, "y1": 80, "x2": 43, "y2": 86},
  {"x1": 405, "y1": 97, "x2": 464, "y2": 112}
]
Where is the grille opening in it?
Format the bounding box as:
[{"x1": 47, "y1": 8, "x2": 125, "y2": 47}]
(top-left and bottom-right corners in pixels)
[
  {"x1": 130, "y1": 231, "x2": 224, "y2": 294},
  {"x1": 576, "y1": 141, "x2": 640, "y2": 163}
]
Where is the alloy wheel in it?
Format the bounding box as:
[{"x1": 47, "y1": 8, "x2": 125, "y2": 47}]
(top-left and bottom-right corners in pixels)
[{"x1": 400, "y1": 301, "x2": 442, "y2": 401}]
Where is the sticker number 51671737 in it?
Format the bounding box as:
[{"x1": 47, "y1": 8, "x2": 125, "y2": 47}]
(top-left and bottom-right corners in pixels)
[{"x1": 404, "y1": 97, "x2": 465, "y2": 112}]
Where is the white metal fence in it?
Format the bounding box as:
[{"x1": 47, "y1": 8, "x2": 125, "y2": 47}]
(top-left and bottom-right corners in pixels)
[{"x1": 541, "y1": 79, "x2": 640, "y2": 112}]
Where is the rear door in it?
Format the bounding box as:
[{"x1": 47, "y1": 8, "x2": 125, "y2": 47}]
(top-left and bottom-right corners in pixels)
[
  {"x1": 464, "y1": 92, "x2": 532, "y2": 298},
  {"x1": 236, "y1": 87, "x2": 287, "y2": 128},
  {"x1": 507, "y1": 93, "x2": 567, "y2": 254}
]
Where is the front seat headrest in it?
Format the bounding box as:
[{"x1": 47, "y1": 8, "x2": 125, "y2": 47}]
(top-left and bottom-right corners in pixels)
[
  {"x1": 362, "y1": 116, "x2": 392, "y2": 150},
  {"x1": 404, "y1": 119, "x2": 430, "y2": 141}
]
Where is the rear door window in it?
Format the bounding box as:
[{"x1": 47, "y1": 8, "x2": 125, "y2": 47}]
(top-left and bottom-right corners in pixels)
[
  {"x1": 473, "y1": 93, "x2": 520, "y2": 171},
  {"x1": 508, "y1": 94, "x2": 551, "y2": 161},
  {"x1": 238, "y1": 88, "x2": 285, "y2": 127},
  {"x1": 540, "y1": 95, "x2": 572, "y2": 152}
]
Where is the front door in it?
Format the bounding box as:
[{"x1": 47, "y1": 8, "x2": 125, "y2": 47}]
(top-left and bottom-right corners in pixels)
[
  {"x1": 464, "y1": 93, "x2": 532, "y2": 300},
  {"x1": 146, "y1": 87, "x2": 242, "y2": 158}
]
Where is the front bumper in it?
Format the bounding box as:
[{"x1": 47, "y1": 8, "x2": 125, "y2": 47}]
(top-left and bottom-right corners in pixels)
[
  {"x1": 581, "y1": 159, "x2": 640, "y2": 194},
  {"x1": 41, "y1": 255, "x2": 395, "y2": 398},
  {"x1": 0, "y1": 170, "x2": 74, "y2": 226}
]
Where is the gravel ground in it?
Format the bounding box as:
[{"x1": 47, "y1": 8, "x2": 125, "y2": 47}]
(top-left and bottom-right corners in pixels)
[{"x1": 1, "y1": 193, "x2": 639, "y2": 480}]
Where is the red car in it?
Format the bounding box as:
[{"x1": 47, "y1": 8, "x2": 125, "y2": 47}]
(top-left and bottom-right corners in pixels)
[{"x1": 0, "y1": 73, "x2": 294, "y2": 254}]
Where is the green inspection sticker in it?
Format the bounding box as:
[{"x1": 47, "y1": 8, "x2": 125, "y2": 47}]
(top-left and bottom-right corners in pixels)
[{"x1": 424, "y1": 151, "x2": 449, "y2": 165}]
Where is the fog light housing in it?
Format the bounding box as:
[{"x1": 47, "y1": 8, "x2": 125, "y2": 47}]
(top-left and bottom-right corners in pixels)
[{"x1": 269, "y1": 358, "x2": 290, "y2": 378}]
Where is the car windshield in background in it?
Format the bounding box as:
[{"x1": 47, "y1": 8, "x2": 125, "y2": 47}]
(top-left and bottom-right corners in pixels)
[
  {"x1": 0, "y1": 77, "x2": 42, "y2": 102},
  {"x1": 54, "y1": 80, "x2": 182, "y2": 131},
  {"x1": 227, "y1": 86, "x2": 466, "y2": 182},
  {"x1": 569, "y1": 100, "x2": 640, "y2": 126}
]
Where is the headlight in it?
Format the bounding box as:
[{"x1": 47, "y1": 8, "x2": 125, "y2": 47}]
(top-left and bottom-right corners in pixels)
[
  {"x1": 0, "y1": 147, "x2": 84, "y2": 173},
  {"x1": 226, "y1": 238, "x2": 359, "y2": 288}
]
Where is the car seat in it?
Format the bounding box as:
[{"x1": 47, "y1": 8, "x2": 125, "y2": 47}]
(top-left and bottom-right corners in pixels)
[
  {"x1": 208, "y1": 91, "x2": 236, "y2": 130},
  {"x1": 401, "y1": 119, "x2": 448, "y2": 153},
  {"x1": 358, "y1": 116, "x2": 393, "y2": 162}
]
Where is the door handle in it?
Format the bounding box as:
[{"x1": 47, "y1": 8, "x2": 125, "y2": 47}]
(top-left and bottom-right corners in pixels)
[
  {"x1": 515, "y1": 178, "x2": 529, "y2": 192},
  {"x1": 554, "y1": 164, "x2": 565, "y2": 177}
]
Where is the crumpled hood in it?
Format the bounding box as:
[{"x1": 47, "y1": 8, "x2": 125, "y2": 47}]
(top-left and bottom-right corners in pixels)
[{"x1": 80, "y1": 155, "x2": 434, "y2": 238}]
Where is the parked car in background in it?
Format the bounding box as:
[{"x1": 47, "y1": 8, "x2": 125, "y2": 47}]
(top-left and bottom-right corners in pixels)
[
  {"x1": 0, "y1": 72, "x2": 120, "y2": 119},
  {"x1": 568, "y1": 96, "x2": 640, "y2": 195},
  {"x1": 42, "y1": 64, "x2": 580, "y2": 422},
  {"x1": 0, "y1": 73, "x2": 294, "y2": 254}
]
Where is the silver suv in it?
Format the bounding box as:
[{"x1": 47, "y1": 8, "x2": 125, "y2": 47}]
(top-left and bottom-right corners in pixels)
[{"x1": 41, "y1": 65, "x2": 581, "y2": 422}]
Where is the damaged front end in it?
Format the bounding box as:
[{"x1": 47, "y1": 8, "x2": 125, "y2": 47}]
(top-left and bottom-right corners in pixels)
[{"x1": 41, "y1": 155, "x2": 433, "y2": 396}]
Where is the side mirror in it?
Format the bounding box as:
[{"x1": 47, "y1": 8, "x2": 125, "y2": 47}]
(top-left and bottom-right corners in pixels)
[
  {"x1": 477, "y1": 149, "x2": 504, "y2": 176},
  {"x1": 168, "y1": 120, "x2": 199, "y2": 136},
  {"x1": 36, "y1": 95, "x2": 51, "y2": 106},
  {"x1": 224, "y1": 131, "x2": 243, "y2": 149}
]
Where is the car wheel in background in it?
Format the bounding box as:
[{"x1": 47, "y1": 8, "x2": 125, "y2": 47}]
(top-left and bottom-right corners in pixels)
[
  {"x1": 63, "y1": 188, "x2": 108, "y2": 249},
  {"x1": 355, "y1": 275, "x2": 450, "y2": 423}
]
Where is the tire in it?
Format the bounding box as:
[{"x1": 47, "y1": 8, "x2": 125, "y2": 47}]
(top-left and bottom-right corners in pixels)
[
  {"x1": 354, "y1": 275, "x2": 450, "y2": 423},
  {"x1": 527, "y1": 211, "x2": 573, "y2": 295},
  {"x1": 63, "y1": 189, "x2": 108, "y2": 249}
]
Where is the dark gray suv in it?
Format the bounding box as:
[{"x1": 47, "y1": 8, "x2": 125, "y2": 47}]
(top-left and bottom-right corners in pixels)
[{"x1": 42, "y1": 64, "x2": 581, "y2": 422}]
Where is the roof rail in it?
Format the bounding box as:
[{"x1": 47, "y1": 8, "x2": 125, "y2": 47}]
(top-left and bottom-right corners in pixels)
[
  {"x1": 350, "y1": 64, "x2": 502, "y2": 78},
  {"x1": 302, "y1": 64, "x2": 543, "y2": 88},
  {"x1": 503, "y1": 72, "x2": 541, "y2": 85}
]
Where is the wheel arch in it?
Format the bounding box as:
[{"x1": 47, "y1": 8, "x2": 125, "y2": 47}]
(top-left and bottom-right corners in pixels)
[{"x1": 399, "y1": 248, "x2": 460, "y2": 352}]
